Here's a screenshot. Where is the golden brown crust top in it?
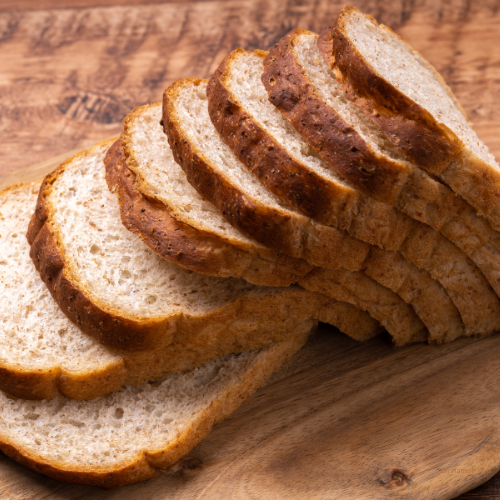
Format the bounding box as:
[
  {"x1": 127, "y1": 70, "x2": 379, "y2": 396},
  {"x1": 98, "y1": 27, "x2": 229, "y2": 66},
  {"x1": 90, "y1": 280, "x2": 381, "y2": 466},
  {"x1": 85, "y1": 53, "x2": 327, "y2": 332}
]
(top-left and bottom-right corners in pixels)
[
  {"x1": 207, "y1": 47, "x2": 412, "y2": 251},
  {"x1": 163, "y1": 77, "x2": 371, "y2": 271},
  {"x1": 105, "y1": 139, "x2": 314, "y2": 287},
  {"x1": 317, "y1": 26, "x2": 334, "y2": 68}
]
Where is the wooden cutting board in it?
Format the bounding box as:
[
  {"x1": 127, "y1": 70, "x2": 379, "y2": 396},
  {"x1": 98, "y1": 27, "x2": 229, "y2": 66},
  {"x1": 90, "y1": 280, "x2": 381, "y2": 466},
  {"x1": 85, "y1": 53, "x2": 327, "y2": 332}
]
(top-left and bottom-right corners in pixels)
[{"x1": 1, "y1": 157, "x2": 500, "y2": 499}]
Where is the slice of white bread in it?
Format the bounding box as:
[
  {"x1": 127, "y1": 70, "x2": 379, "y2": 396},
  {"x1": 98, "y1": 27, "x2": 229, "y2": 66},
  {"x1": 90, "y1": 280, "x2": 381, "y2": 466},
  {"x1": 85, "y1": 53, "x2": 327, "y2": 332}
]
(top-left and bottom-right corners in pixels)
[
  {"x1": 0, "y1": 324, "x2": 312, "y2": 489},
  {"x1": 262, "y1": 28, "x2": 500, "y2": 300},
  {"x1": 26, "y1": 139, "x2": 348, "y2": 352},
  {"x1": 2, "y1": 182, "x2": 372, "y2": 401},
  {"x1": 207, "y1": 47, "x2": 500, "y2": 337},
  {"x1": 331, "y1": 6, "x2": 500, "y2": 231},
  {"x1": 113, "y1": 106, "x2": 314, "y2": 287},
  {"x1": 163, "y1": 78, "x2": 472, "y2": 344}
]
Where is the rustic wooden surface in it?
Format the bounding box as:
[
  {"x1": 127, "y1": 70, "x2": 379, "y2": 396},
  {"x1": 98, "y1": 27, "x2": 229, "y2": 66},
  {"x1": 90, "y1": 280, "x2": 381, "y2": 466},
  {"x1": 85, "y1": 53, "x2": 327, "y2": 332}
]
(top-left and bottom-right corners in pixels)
[{"x1": 1, "y1": 0, "x2": 500, "y2": 498}]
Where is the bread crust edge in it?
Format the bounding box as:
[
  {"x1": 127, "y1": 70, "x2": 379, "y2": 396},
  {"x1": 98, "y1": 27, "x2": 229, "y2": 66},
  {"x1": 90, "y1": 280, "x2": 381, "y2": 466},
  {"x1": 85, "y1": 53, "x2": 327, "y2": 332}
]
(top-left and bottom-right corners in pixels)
[
  {"x1": 331, "y1": 6, "x2": 500, "y2": 227},
  {"x1": 162, "y1": 78, "x2": 371, "y2": 271}
]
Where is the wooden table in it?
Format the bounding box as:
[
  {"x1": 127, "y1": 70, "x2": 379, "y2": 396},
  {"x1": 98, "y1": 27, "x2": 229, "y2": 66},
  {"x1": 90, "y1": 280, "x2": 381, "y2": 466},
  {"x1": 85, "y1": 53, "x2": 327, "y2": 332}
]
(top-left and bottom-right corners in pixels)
[{"x1": 1, "y1": 0, "x2": 500, "y2": 498}]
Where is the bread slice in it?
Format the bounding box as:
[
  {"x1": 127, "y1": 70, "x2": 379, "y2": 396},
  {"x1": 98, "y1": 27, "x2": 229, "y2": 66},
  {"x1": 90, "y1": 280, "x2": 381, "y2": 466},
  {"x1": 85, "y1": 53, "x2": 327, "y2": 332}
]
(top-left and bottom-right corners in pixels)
[
  {"x1": 262, "y1": 28, "x2": 500, "y2": 300},
  {"x1": 163, "y1": 78, "x2": 370, "y2": 272},
  {"x1": 2, "y1": 182, "x2": 369, "y2": 400},
  {"x1": 112, "y1": 105, "x2": 314, "y2": 287},
  {"x1": 26, "y1": 140, "x2": 345, "y2": 352},
  {"x1": 207, "y1": 47, "x2": 500, "y2": 337},
  {"x1": 331, "y1": 6, "x2": 500, "y2": 231},
  {"x1": 163, "y1": 78, "x2": 475, "y2": 344},
  {"x1": 116, "y1": 102, "x2": 460, "y2": 341},
  {"x1": 104, "y1": 140, "x2": 383, "y2": 343},
  {"x1": 0, "y1": 324, "x2": 312, "y2": 489}
]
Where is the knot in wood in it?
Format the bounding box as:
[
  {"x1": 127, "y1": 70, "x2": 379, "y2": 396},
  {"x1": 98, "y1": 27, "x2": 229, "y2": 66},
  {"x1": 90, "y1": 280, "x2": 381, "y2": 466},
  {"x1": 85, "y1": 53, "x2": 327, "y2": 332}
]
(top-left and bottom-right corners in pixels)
[
  {"x1": 174, "y1": 457, "x2": 203, "y2": 477},
  {"x1": 182, "y1": 458, "x2": 202, "y2": 471},
  {"x1": 391, "y1": 469, "x2": 408, "y2": 486}
]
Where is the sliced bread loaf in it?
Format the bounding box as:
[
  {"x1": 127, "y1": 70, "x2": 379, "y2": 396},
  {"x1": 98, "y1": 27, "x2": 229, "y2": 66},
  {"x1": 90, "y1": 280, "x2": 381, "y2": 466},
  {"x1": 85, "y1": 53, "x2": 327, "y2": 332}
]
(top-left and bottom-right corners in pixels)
[
  {"x1": 0, "y1": 324, "x2": 311, "y2": 488},
  {"x1": 2, "y1": 182, "x2": 361, "y2": 400},
  {"x1": 331, "y1": 6, "x2": 500, "y2": 231},
  {"x1": 162, "y1": 78, "x2": 370, "y2": 272},
  {"x1": 162, "y1": 78, "x2": 471, "y2": 344},
  {"x1": 262, "y1": 28, "x2": 500, "y2": 299},
  {"x1": 112, "y1": 105, "x2": 314, "y2": 287},
  {"x1": 116, "y1": 101, "x2": 464, "y2": 341},
  {"x1": 26, "y1": 140, "x2": 342, "y2": 352},
  {"x1": 207, "y1": 47, "x2": 500, "y2": 337}
]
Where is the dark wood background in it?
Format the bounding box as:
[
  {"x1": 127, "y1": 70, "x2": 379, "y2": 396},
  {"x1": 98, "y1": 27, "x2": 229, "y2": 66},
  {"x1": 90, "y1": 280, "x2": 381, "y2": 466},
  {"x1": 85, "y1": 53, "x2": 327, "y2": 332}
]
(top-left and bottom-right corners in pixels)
[{"x1": 0, "y1": 0, "x2": 499, "y2": 497}]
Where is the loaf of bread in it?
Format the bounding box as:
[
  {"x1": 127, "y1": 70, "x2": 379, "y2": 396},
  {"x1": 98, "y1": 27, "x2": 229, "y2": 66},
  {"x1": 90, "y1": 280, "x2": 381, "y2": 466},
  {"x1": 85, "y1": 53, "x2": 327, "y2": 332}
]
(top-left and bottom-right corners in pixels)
[
  {"x1": 206, "y1": 47, "x2": 500, "y2": 339},
  {"x1": 0, "y1": 4, "x2": 498, "y2": 490}
]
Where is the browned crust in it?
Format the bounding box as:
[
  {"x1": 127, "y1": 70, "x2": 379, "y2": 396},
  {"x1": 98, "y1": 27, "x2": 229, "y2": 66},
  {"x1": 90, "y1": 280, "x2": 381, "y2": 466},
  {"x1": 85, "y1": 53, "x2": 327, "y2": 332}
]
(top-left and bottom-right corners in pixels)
[
  {"x1": 262, "y1": 29, "x2": 465, "y2": 230},
  {"x1": 317, "y1": 26, "x2": 334, "y2": 68},
  {"x1": 206, "y1": 48, "x2": 500, "y2": 337},
  {"x1": 162, "y1": 78, "x2": 370, "y2": 272},
  {"x1": 207, "y1": 47, "x2": 411, "y2": 251},
  {"x1": 26, "y1": 146, "x2": 172, "y2": 352},
  {"x1": 208, "y1": 50, "x2": 341, "y2": 224},
  {"x1": 330, "y1": 7, "x2": 500, "y2": 226},
  {"x1": 0, "y1": 331, "x2": 310, "y2": 489},
  {"x1": 314, "y1": 301, "x2": 383, "y2": 341},
  {"x1": 0, "y1": 361, "x2": 127, "y2": 402},
  {"x1": 299, "y1": 267, "x2": 428, "y2": 346},
  {"x1": 104, "y1": 139, "x2": 314, "y2": 287},
  {"x1": 25, "y1": 139, "x2": 333, "y2": 352},
  {"x1": 262, "y1": 29, "x2": 407, "y2": 202}
]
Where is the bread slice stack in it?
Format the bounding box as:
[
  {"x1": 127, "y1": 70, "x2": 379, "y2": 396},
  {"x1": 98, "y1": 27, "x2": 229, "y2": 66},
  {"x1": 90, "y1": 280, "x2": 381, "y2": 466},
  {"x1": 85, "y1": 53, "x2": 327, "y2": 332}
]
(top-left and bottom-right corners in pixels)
[{"x1": 1, "y1": 4, "x2": 499, "y2": 490}]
